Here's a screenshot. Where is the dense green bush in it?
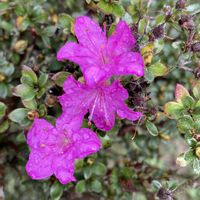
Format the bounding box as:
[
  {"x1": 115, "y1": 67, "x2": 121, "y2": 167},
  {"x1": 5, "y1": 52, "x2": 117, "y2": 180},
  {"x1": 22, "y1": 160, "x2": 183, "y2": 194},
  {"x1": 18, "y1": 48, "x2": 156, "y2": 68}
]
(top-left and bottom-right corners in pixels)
[{"x1": 1, "y1": 0, "x2": 200, "y2": 199}]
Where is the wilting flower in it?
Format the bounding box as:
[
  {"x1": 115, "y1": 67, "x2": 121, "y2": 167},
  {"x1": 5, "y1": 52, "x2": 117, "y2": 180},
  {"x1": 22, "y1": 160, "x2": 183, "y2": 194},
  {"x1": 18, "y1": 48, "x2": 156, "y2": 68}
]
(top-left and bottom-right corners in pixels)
[
  {"x1": 57, "y1": 16, "x2": 144, "y2": 85},
  {"x1": 26, "y1": 118, "x2": 101, "y2": 184},
  {"x1": 59, "y1": 76, "x2": 142, "y2": 131}
]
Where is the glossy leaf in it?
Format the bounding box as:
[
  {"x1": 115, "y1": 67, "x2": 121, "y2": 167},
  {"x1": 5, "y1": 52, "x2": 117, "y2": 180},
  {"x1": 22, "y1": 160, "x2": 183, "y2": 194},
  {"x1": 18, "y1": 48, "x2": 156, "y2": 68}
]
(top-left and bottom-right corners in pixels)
[
  {"x1": 145, "y1": 121, "x2": 158, "y2": 136},
  {"x1": 164, "y1": 102, "x2": 184, "y2": 119}
]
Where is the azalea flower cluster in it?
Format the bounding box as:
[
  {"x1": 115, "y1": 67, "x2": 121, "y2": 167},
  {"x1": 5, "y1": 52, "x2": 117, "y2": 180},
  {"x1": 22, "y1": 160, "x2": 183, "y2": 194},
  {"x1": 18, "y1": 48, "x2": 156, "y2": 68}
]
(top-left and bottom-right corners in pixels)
[{"x1": 26, "y1": 16, "x2": 145, "y2": 184}]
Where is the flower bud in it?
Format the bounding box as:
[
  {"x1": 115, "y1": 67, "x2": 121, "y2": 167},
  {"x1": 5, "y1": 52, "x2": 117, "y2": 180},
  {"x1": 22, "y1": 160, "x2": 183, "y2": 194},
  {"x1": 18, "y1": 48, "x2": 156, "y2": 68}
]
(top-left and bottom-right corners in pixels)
[
  {"x1": 179, "y1": 15, "x2": 195, "y2": 31},
  {"x1": 194, "y1": 68, "x2": 200, "y2": 79},
  {"x1": 163, "y1": 5, "x2": 172, "y2": 21},
  {"x1": 152, "y1": 24, "x2": 164, "y2": 39},
  {"x1": 175, "y1": 0, "x2": 186, "y2": 10},
  {"x1": 157, "y1": 188, "x2": 173, "y2": 200},
  {"x1": 27, "y1": 110, "x2": 39, "y2": 120},
  {"x1": 45, "y1": 95, "x2": 57, "y2": 106},
  {"x1": 191, "y1": 42, "x2": 200, "y2": 53},
  {"x1": 195, "y1": 147, "x2": 200, "y2": 158}
]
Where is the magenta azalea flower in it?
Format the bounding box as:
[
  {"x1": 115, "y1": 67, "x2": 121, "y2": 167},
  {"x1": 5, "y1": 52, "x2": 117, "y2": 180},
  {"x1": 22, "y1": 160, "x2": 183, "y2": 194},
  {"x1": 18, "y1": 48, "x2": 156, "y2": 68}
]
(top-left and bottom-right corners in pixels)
[
  {"x1": 57, "y1": 16, "x2": 144, "y2": 85},
  {"x1": 26, "y1": 118, "x2": 101, "y2": 184},
  {"x1": 58, "y1": 76, "x2": 142, "y2": 131}
]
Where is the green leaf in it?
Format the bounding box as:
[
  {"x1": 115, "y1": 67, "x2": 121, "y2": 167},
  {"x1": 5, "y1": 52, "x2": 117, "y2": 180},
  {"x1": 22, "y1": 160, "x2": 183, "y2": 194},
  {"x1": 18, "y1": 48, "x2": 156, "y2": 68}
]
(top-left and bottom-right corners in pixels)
[
  {"x1": 50, "y1": 181, "x2": 63, "y2": 200},
  {"x1": 193, "y1": 158, "x2": 200, "y2": 174},
  {"x1": 15, "y1": 5, "x2": 26, "y2": 16},
  {"x1": 93, "y1": 163, "x2": 107, "y2": 176},
  {"x1": 0, "y1": 63, "x2": 15, "y2": 76},
  {"x1": 184, "y1": 149, "x2": 195, "y2": 163},
  {"x1": 75, "y1": 180, "x2": 86, "y2": 193},
  {"x1": 97, "y1": 0, "x2": 125, "y2": 17},
  {"x1": 0, "y1": 83, "x2": 8, "y2": 98},
  {"x1": 155, "y1": 14, "x2": 165, "y2": 25},
  {"x1": 172, "y1": 41, "x2": 184, "y2": 49},
  {"x1": 41, "y1": 35, "x2": 51, "y2": 48},
  {"x1": 32, "y1": 6, "x2": 48, "y2": 23},
  {"x1": 181, "y1": 96, "x2": 195, "y2": 110},
  {"x1": 13, "y1": 84, "x2": 36, "y2": 100},
  {"x1": 58, "y1": 13, "x2": 73, "y2": 28},
  {"x1": 0, "y1": 2, "x2": 9, "y2": 11},
  {"x1": 154, "y1": 39, "x2": 164, "y2": 54},
  {"x1": 8, "y1": 108, "x2": 29, "y2": 124},
  {"x1": 149, "y1": 62, "x2": 169, "y2": 77},
  {"x1": 38, "y1": 72, "x2": 48, "y2": 87},
  {"x1": 36, "y1": 88, "x2": 46, "y2": 99},
  {"x1": 187, "y1": 3, "x2": 200, "y2": 15},
  {"x1": 90, "y1": 180, "x2": 102, "y2": 193},
  {"x1": 177, "y1": 115, "x2": 194, "y2": 133},
  {"x1": 97, "y1": 0, "x2": 113, "y2": 14},
  {"x1": 0, "y1": 120, "x2": 9, "y2": 133},
  {"x1": 112, "y1": 4, "x2": 125, "y2": 17},
  {"x1": 167, "y1": 181, "x2": 178, "y2": 192},
  {"x1": 21, "y1": 65, "x2": 38, "y2": 85},
  {"x1": 43, "y1": 26, "x2": 57, "y2": 37},
  {"x1": 164, "y1": 101, "x2": 184, "y2": 119},
  {"x1": 83, "y1": 166, "x2": 92, "y2": 179},
  {"x1": 193, "y1": 85, "x2": 200, "y2": 99},
  {"x1": 22, "y1": 99, "x2": 37, "y2": 110},
  {"x1": 138, "y1": 18, "x2": 148, "y2": 34},
  {"x1": 144, "y1": 68, "x2": 154, "y2": 82},
  {"x1": 185, "y1": 134, "x2": 197, "y2": 147},
  {"x1": 38, "y1": 104, "x2": 47, "y2": 117},
  {"x1": 52, "y1": 72, "x2": 70, "y2": 87},
  {"x1": 0, "y1": 20, "x2": 13, "y2": 32},
  {"x1": 194, "y1": 117, "x2": 200, "y2": 132},
  {"x1": 152, "y1": 180, "x2": 162, "y2": 190},
  {"x1": 0, "y1": 102, "x2": 7, "y2": 119},
  {"x1": 145, "y1": 121, "x2": 158, "y2": 136}
]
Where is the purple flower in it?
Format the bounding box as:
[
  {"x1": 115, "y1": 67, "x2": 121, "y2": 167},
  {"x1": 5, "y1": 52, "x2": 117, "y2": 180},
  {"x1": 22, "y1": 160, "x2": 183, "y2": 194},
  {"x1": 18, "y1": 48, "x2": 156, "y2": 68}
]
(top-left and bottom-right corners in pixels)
[
  {"x1": 59, "y1": 76, "x2": 142, "y2": 131},
  {"x1": 57, "y1": 16, "x2": 144, "y2": 85},
  {"x1": 26, "y1": 118, "x2": 101, "y2": 184}
]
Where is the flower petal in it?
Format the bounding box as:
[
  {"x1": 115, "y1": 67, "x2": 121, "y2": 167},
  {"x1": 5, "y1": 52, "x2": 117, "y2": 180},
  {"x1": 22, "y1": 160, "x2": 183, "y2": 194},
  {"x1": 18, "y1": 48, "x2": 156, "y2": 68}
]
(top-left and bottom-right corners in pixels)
[
  {"x1": 109, "y1": 80, "x2": 129, "y2": 101},
  {"x1": 82, "y1": 66, "x2": 108, "y2": 85},
  {"x1": 27, "y1": 119, "x2": 57, "y2": 149},
  {"x1": 26, "y1": 149, "x2": 53, "y2": 180},
  {"x1": 110, "y1": 81, "x2": 142, "y2": 121},
  {"x1": 116, "y1": 103, "x2": 142, "y2": 121},
  {"x1": 58, "y1": 76, "x2": 95, "y2": 128},
  {"x1": 91, "y1": 93, "x2": 116, "y2": 131},
  {"x1": 52, "y1": 153, "x2": 76, "y2": 184},
  {"x1": 72, "y1": 128, "x2": 101, "y2": 158},
  {"x1": 74, "y1": 16, "x2": 106, "y2": 53},
  {"x1": 108, "y1": 21, "x2": 136, "y2": 56},
  {"x1": 114, "y1": 52, "x2": 145, "y2": 77},
  {"x1": 57, "y1": 42, "x2": 99, "y2": 71},
  {"x1": 56, "y1": 112, "x2": 83, "y2": 131}
]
